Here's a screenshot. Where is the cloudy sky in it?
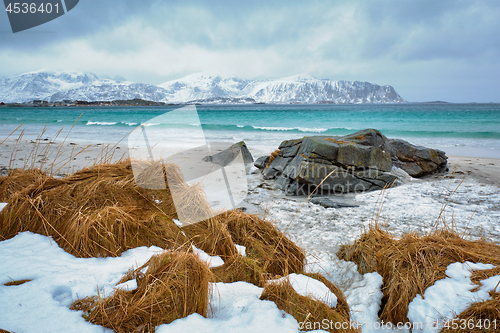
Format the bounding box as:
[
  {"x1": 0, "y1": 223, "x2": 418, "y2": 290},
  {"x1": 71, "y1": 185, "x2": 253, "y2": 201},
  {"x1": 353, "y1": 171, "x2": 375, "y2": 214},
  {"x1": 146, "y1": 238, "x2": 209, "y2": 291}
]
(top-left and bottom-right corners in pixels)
[{"x1": 0, "y1": 0, "x2": 498, "y2": 102}]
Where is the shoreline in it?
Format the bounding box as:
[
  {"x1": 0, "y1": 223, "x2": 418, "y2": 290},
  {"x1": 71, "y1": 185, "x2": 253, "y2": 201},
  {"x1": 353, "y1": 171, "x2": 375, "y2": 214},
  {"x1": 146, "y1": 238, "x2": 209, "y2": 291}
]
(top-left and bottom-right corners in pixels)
[
  {"x1": 1, "y1": 138, "x2": 499, "y2": 189},
  {"x1": 445, "y1": 155, "x2": 500, "y2": 188}
]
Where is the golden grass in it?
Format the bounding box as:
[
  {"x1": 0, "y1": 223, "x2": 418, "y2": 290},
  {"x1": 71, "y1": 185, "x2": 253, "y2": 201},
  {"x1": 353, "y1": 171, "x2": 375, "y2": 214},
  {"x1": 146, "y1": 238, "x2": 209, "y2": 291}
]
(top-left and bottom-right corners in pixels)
[
  {"x1": 0, "y1": 160, "x2": 194, "y2": 255},
  {"x1": 218, "y1": 209, "x2": 305, "y2": 277},
  {"x1": 0, "y1": 168, "x2": 46, "y2": 202},
  {"x1": 338, "y1": 225, "x2": 500, "y2": 325},
  {"x1": 471, "y1": 266, "x2": 500, "y2": 287},
  {"x1": 303, "y1": 273, "x2": 350, "y2": 320},
  {"x1": 211, "y1": 254, "x2": 266, "y2": 286},
  {"x1": 70, "y1": 251, "x2": 211, "y2": 333},
  {"x1": 260, "y1": 276, "x2": 359, "y2": 333},
  {"x1": 265, "y1": 149, "x2": 281, "y2": 168},
  {"x1": 3, "y1": 279, "x2": 32, "y2": 286}
]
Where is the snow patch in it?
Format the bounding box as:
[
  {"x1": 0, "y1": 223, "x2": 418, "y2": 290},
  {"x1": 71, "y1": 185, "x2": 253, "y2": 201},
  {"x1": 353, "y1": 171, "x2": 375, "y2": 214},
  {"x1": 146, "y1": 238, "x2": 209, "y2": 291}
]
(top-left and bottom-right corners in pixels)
[
  {"x1": 269, "y1": 273, "x2": 337, "y2": 308},
  {"x1": 192, "y1": 245, "x2": 224, "y2": 268},
  {"x1": 407, "y1": 261, "x2": 499, "y2": 332}
]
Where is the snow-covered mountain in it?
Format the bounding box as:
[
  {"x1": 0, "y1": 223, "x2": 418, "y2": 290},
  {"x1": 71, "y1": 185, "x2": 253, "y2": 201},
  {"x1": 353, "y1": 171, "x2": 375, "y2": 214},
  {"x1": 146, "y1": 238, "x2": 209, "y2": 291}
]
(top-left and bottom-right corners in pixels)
[
  {"x1": 158, "y1": 73, "x2": 406, "y2": 103},
  {"x1": 0, "y1": 70, "x2": 170, "y2": 103},
  {"x1": 0, "y1": 71, "x2": 406, "y2": 104}
]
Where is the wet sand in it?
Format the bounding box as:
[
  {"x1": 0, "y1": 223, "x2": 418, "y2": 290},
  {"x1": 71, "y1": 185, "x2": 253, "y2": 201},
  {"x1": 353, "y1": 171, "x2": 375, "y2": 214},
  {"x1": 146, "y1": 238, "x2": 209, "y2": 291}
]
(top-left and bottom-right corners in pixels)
[{"x1": 445, "y1": 155, "x2": 500, "y2": 188}]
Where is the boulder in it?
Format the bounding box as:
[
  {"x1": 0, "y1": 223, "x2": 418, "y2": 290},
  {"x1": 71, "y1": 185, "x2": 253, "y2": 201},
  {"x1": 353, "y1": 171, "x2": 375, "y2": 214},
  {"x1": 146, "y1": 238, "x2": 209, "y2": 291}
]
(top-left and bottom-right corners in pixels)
[
  {"x1": 203, "y1": 141, "x2": 254, "y2": 167},
  {"x1": 254, "y1": 155, "x2": 270, "y2": 169},
  {"x1": 257, "y1": 129, "x2": 448, "y2": 195},
  {"x1": 383, "y1": 139, "x2": 448, "y2": 177},
  {"x1": 310, "y1": 197, "x2": 360, "y2": 209}
]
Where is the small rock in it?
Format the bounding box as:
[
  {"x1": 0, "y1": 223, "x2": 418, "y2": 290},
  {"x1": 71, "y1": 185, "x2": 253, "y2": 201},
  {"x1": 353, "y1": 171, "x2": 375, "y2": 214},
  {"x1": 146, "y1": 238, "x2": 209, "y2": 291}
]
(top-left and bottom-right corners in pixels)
[{"x1": 310, "y1": 197, "x2": 359, "y2": 208}]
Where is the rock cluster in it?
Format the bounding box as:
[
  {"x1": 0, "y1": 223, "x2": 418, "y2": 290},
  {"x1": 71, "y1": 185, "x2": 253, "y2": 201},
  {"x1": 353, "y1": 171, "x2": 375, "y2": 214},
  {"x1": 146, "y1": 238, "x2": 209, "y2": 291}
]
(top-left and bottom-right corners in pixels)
[{"x1": 254, "y1": 129, "x2": 447, "y2": 195}]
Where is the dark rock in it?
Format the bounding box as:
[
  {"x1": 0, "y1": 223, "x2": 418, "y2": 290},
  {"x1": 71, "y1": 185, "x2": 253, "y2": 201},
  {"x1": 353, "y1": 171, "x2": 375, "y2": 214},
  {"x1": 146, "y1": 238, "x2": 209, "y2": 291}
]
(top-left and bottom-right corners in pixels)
[
  {"x1": 336, "y1": 144, "x2": 392, "y2": 172},
  {"x1": 297, "y1": 137, "x2": 340, "y2": 161},
  {"x1": 264, "y1": 156, "x2": 293, "y2": 179},
  {"x1": 280, "y1": 144, "x2": 301, "y2": 157},
  {"x1": 263, "y1": 167, "x2": 280, "y2": 180},
  {"x1": 383, "y1": 139, "x2": 447, "y2": 177},
  {"x1": 203, "y1": 141, "x2": 253, "y2": 167},
  {"x1": 254, "y1": 155, "x2": 270, "y2": 169},
  {"x1": 310, "y1": 197, "x2": 360, "y2": 209},
  {"x1": 257, "y1": 129, "x2": 448, "y2": 195},
  {"x1": 278, "y1": 138, "x2": 303, "y2": 149},
  {"x1": 340, "y1": 128, "x2": 388, "y2": 148}
]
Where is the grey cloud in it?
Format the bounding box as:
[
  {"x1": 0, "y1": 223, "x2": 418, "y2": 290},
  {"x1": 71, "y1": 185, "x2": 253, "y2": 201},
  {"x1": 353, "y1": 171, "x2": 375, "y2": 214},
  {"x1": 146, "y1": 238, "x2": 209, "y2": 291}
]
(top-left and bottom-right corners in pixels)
[{"x1": 0, "y1": 0, "x2": 498, "y2": 102}]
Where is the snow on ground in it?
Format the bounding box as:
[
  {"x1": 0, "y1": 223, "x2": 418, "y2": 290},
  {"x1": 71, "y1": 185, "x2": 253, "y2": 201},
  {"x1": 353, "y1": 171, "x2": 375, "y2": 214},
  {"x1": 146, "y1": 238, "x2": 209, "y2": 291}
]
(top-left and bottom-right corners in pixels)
[
  {"x1": 243, "y1": 174, "x2": 500, "y2": 331},
  {"x1": 269, "y1": 273, "x2": 338, "y2": 308},
  {"x1": 246, "y1": 177, "x2": 500, "y2": 258},
  {"x1": 0, "y1": 232, "x2": 328, "y2": 333},
  {"x1": 408, "y1": 261, "x2": 499, "y2": 333},
  {"x1": 192, "y1": 245, "x2": 224, "y2": 268},
  {"x1": 158, "y1": 282, "x2": 299, "y2": 333},
  {"x1": 0, "y1": 232, "x2": 163, "y2": 333}
]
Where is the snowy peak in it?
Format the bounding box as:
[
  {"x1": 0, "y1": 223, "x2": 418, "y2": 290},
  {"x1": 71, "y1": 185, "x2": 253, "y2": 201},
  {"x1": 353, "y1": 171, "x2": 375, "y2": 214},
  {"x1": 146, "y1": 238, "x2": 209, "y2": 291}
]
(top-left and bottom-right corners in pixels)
[
  {"x1": 160, "y1": 73, "x2": 406, "y2": 104},
  {"x1": 278, "y1": 73, "x2": 317, "y2": 82},
  {"x1": 0, "y1": 71, "x2": 167, "y2": 103},
  {"x1": 0, "y1": 71, "x2": 406, "y2": 104}
]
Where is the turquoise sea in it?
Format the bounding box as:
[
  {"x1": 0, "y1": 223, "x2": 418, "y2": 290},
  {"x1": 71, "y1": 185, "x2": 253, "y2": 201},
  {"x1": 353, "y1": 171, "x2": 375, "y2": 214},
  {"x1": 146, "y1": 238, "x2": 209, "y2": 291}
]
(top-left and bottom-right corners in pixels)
[{"x1": 1, "y1": 103, "x2": 500, "y2": 158}]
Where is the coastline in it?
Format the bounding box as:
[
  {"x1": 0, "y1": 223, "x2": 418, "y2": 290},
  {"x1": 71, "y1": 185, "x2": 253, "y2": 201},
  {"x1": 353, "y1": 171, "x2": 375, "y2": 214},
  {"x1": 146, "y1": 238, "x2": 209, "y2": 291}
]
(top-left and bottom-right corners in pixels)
[{"x1": 1, "y1": 138, "x2": 499, "y2": 189}]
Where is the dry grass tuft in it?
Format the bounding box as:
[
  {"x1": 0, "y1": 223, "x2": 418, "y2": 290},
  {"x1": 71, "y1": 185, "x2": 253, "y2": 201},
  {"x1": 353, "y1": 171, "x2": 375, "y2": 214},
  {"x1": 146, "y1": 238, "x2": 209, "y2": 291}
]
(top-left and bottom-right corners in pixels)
[
  {"x1": 470, "y1": 266, "x2": 500, "y2": 287},
  {"x1": 260, "y1": 278, "x2": 359, "y2": 333},
  {"x1": 266, "y1": 149, "x2": 281, "y2": 168},
  {"x1": 3, "y1": 279, "x2": 32, "y2": 286},
  {"x1": 0, "y1": 160, "x2": 198, "y2": 255},
  {"x1": 218, "y1": 209, "x2": 305, "y2": 277},
  {"x1": 440, "y1": 291, "x2": 500, "y2": 333},
  {"x1": 71, "y1": 251, "x2": 211, "y2": 333},
  {"x1": 338, "y1": 225, "x2": 500, "y2": 325},
  {"x1": 0, "y1": 168, "x2": 46, "y2": 202},
  {"x1": 303, "y1": 273, "x2": 351, "y2": 320},
  {"x1": 182, "y1": 217, "x2": 237, "y2": 260},
  {"x1": 211, "y1": 254, "x2": 266, "y2": 286}
]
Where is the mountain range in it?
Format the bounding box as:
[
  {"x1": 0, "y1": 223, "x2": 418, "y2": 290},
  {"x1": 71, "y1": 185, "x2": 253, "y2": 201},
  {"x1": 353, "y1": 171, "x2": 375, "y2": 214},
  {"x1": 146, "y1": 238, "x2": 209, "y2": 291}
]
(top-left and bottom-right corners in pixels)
[{"x1": 0, "y1": 71, "x2": 407, "y2": 104}]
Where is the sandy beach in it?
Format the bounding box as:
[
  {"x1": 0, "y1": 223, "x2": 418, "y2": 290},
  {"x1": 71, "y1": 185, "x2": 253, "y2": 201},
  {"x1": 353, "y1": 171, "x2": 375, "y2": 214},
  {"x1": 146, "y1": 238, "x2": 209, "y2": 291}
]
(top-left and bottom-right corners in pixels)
[
  {"x1": 446, "y1": 155, "x2": 500, "y2": 188},
  {"x1": 0, "y1": 138, "x2": 129, "y2": 177},
  {"x1": 1, "y1": 138, "x2": 499, "y2": 189}
]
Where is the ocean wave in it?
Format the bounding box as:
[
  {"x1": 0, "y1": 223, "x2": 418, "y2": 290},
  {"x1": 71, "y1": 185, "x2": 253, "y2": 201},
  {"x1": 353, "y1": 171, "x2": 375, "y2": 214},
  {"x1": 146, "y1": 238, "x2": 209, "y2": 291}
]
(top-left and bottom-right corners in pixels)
[
  {"x1": 81, "y1": 120, "x2": 500, "y2": 139},
  {"x1": 253, "y1": 126, "x2": 329, "y2": 133},
  {"x1": 121, "y1": 121, "x2": 138, "y2": 126},
  {"x1": 386, "y1": 130, "x2": 500, "y2": 139},
  {"x1": 86, "y1": 121, "x2": 118, "y2": 126},
  {"x1": 200, "y1": 123, "x2": 346, "y2": 134}
]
